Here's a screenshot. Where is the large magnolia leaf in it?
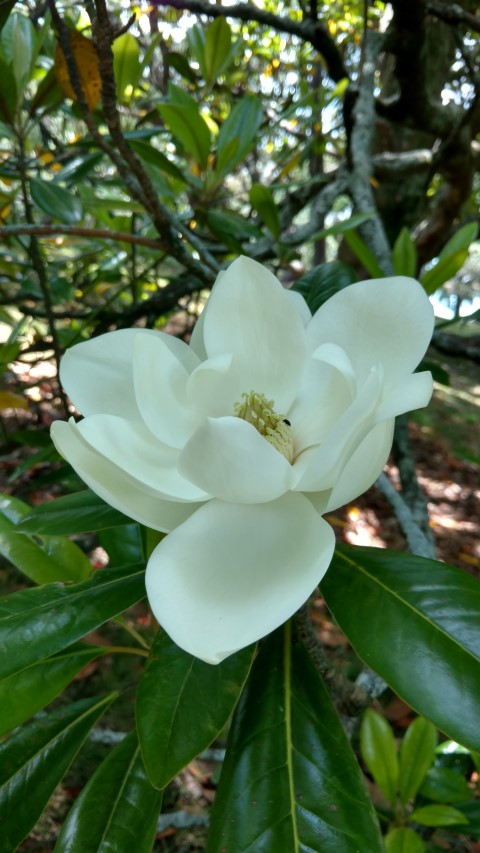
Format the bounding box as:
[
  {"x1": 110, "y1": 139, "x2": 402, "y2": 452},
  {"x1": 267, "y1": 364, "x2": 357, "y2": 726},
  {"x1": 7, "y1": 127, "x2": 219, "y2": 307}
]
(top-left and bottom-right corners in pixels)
[
  {"x1": 322, "y1": 545, "x2": 480, "y2": 750},
  {"x1": 207, "y1": 624, "x2": 383, "y2": 852},
  {"x1": 0, "y1": 564, "x2": 145, "y2": 681},
  {"x1": 0, "y1": 694, "x2": 116, "y2": 851},
  {"x1": 136, "y1": 629, "x2": 254, "y2": 789},
  {"x1": 0, "y1": 643, "x2": 105, "y2": 737},
  {"x1": 16, "y1": 489, "x2": 130, "y2": 535},
  {"x1": 55, "y1": 731, "x2": 162, "y2": 853}
]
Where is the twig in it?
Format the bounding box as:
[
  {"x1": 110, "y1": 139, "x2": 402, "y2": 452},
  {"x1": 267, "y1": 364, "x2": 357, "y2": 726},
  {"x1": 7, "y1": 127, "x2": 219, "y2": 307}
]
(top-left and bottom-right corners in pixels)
[
  {"x1": 375, "y1": 471, "x2": 435, "y2": 559},
  {"x1": 295, "y1": 604, "x2": 370, "y2": 715},
  {"x1": 426, "y1": 0, "x2": 480, "y2": 32},
  {"x1": 0, "y1": 224, "x2": 168, "y2": 249}
]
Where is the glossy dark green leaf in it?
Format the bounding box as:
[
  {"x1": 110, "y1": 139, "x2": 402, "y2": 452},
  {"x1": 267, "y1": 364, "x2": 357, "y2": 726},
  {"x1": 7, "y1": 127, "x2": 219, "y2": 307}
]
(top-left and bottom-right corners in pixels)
[
  {"x1": 0, "y1": 694, "x2": 116, "y2": 851},
  {"x1": 410, "y1": 804, "x2": 468, "y2": 827},
  {"x1": 16, "y1": 489, "x2": 131, "y2": 534},
  {"x1": 292, "y1": 260, "x2": 357, "y2": 313},
  {"x1": 385, "y1": 827, "x2": 425, "y2": 853},
  {"x1": 215, "y1": 95, "x2": 262, "y2": 177},
  {"x1": 322, "y1": 545, "x2": 480, "y2": 751},
  {"x1": 399, "y1": 717, "x2": 436, "y2": 805},
  {"x1": 136, "y1": 629, "x2": 254, "y2": 789},
  {"x1": 207, "y1": 624, "x2": 383, "y2": 853},
  {"x1": 419, "y1": 766, "x2": 472, "y2": 804},
  {"x1": 0, "y1": 643, "x2": 105, "y2": 737},
  {"x1": 30, "y1": 177, "x2": 83, "y2": 224},
  {"x1": 0, "y1": 564, "x2": 145, "y2": 680},
  {"x1": 55, "y1": 731, "x2": 162, "y2": 853},
  {"x1": 0, "y1": 492, "x2": 91, "y2": 583},
  {"x1": 99, "y1": 523, "x2": 144, "y2": 567},
  {"x1": 450, "y1": 801, "x2": 480, "y2": 837},
  {"x1": 158, "y1": 103, "x2": 211, "y2": 170},
  {"x1": 360, "y1": 709, "x2": 399, "y2": 806},
  {"x1": 439, "y1": 222, "x2": 478, "y2": 259}
]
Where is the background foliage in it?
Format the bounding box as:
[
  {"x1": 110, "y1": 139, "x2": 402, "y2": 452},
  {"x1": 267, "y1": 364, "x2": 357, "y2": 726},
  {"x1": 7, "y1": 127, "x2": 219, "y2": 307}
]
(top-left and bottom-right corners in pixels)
[{"x1": 1, "y1": 0, "x2": 480, "y2": 850}]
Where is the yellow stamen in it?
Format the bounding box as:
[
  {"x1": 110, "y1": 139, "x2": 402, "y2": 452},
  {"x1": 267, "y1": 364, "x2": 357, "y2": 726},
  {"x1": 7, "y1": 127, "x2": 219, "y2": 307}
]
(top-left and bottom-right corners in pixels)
[{"x1": 234, "y1": 391, "x2": 294, "y2": 463}]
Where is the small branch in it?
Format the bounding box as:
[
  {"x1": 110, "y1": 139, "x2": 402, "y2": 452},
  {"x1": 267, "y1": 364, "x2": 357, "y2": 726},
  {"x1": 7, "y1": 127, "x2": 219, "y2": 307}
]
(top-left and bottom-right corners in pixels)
[
  {"x1": 391, "y1": 416, "x2": 436, "y2": 554},
  {"x1": 348, "y1": 30, "x2": 393, "y2": 275},
  {"x1": 0, "y1": 224, "x2": 167, "y2": 249},
  {"x1": 160, "y1": 0, "x2": 348, "y2": 83},
  {"x1": 426, "y1": 0, "x2": 480, "y2": 32},
  {"x1": 295, "y1": 604, "x2": 370, "y2": 715},
  {"x1": 375, "y1": 471, "x2": 435, "y2": 559}
]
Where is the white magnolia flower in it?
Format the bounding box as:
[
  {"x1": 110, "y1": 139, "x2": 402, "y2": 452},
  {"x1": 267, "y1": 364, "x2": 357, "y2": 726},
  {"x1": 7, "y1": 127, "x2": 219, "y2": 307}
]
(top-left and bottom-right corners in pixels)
[{"x1": 51, "y1": 257, "x2": 434, "y2": 663}]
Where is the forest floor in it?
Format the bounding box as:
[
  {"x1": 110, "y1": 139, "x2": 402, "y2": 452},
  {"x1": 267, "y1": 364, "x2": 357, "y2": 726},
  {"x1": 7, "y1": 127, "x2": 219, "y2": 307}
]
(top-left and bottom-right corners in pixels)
[{"x1": 1, "y1": 342, "x2": 479, "y2": 852}]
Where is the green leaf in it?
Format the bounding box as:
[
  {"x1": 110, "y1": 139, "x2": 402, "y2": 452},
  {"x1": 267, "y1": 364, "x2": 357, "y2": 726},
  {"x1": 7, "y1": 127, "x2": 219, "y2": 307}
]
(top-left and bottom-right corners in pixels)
[
  {"x1": 249, "y1": 183, "x2": 281, "y2": 238},
  {"x1": 419, "y1": 766, "x2": 472, "y2": 804},
  {"x1": 0, "y1": 693, "x2": 116, "y2": 851},
  {"x1": 410, "y1": 803, "x2": 469, "y2": 827},
  {"x1": 136, "y1": 629, "x2": 254, "y2": 789},
  {"x1": 0, "y1": 55, "x2": 17, "y2": 123},
  {"x1": 186, "y1": 23, "x2": 207, "y2": 78},
  {"x1": 0, "y1": 643, "x2": 105, "y2": 737},
  {"x1": 343, "y1": 230, "x2": 385, "y2": 278},
  {"x1": 158, "y1": 103, "x2": 211, "y2": 170},
  {"x1": 54, "y1": 731, "x2": 162, "y2": 853},
  {"x1": 204, "y1": 17, "x2": 232, "y2": 83},
  {"x1": 360, "y1": 709, "x2": 399, "y2": 806},
  {"x1": 215, "y1": 95, "x2": 262, "y2": 177},
  {"x1": 207, "y1": 624, "x2": 383, "y2": 852},
  {"x1": 392, "y1": 227, "x2": 417, "y2": 277},
  {"x1": 419, "y1": 358, "x2": 449, "y2": 386},
  {"x1": 292, "y1": 261, "x2": 357, "y2": 313},
  {"x1": 399, "y1": 717, "x2": 437, "y2": 805},
  {"x1": 1, "y1": 12, "x2": 35, "y2": 90},
  {"x1": 129, "y1": 139, "x2": 187, "y2": 183},
  {"x1": 0, "y1": 564, "x2": 145, "y2": 681},
  {"x1": 112, "y1": 32, "x2": 140, "y2": 102},
  {"x1": 0, "y1": 1, "x2": 18, "y2": 34},
  {"x1": 321, "y1": 545, "x2": 480, "y2": 751},
  {"x1": 420, "y1": 249, "x2": 469, "y2": 295},
  {"x1": 385, "y1": 827, "x2": 426, "y2": 853},
  {"x1": 450, "y1": 801, "x2": 480, "y2": 837},
  {"x1": 99, "y1": 523, "x2": 144, "y2": 567},
  {"x1": 30, "y1": 177, "x2": 83, "y2": 224},
  {"x1": 16, "y1": 489, "x2": 131, "y2": 534},
  {"x1": 0, "y1": 492, "x2": 91, "y2": 583},
  {"x1": 439, "y1": 222, "x2": 478, "y2": 259},
  {"x1": 313, "y1": 212, "x2": 375, "y2": 240}
]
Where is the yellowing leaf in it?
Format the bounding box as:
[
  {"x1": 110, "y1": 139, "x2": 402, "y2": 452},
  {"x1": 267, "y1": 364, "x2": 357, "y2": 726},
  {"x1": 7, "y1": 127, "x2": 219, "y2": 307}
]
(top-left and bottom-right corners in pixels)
[
  {"x1": 55, "y1": 30, "x2": 101, "y2": 112},
  {"x1": 0, "y1": 391, "x2": 28, "y2": 411}
]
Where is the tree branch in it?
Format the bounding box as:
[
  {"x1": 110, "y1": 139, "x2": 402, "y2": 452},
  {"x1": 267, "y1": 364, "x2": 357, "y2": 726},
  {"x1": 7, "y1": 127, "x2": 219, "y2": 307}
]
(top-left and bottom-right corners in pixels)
[
  {"x1": 159, "y1": 0, "x2": 348, "y2": 83},
  {"x1": 0, "y1": 224, "x2": 167, "y2": 249}
]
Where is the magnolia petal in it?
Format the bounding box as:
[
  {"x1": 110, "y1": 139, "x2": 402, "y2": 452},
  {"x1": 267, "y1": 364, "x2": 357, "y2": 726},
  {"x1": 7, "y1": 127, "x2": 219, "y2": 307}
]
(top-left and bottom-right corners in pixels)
[
  {"x1": 202, "y1": 256, "x2": 306, "y2": 411},
  {"x1": 306, "y1": 277, "x2": 434, "y2": 385},
  {"x1": 286, "y1": 288, "x2": 312, "y2": 326},
  {"x1": 133, "y1": 333, "x2": 201, "y2": 448},
  {"x1": 375, "y1": 371, "x2": 433, "y2": 421},
  {"x1": 293, "y1": 368, "x2": 382, "y2": 492},
  {"x1": 326, "y1": 418, "x2": 395, "y2": 512},
  {"x1": 145, "y1": 493, "x2": 335, "y2": 663},
  {"x1": 289, "y1": 346, "x2": 354, "y2": 453},
  {"x1": 60, "y1": 328, "x2": 159, "y2": 418},
  {"x1": 51, "y1": 421, "x2": 200, "y2": 532},
  {"x1": 179, "y1": 416, "x2": 293, "y2": 504},
  {"x1": 186, "y1": 353, "x2": 239, "y2": 417},
  {"x1": 76, "y1": 414, "x2": 209, "y2": 503}
]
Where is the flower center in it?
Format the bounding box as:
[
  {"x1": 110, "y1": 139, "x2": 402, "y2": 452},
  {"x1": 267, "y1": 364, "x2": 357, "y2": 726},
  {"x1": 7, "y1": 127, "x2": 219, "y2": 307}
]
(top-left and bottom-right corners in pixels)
[{"x1": 234, "y1": 391, "x2": 294, "y2": 463}]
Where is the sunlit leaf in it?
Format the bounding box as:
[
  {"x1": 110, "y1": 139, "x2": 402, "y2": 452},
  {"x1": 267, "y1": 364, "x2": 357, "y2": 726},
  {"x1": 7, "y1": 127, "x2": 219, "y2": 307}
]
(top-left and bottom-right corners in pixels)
[
  {"x1": 55, "y1": 29, "x2": 101, "y2": 111},
  {"x1": 30, "y1": 177, "x2": 83, "y2": 224}
]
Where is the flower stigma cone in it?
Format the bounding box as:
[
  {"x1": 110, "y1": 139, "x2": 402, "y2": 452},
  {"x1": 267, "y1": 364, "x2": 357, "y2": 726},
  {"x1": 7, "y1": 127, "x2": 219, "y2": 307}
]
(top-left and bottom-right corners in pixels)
[{"x1": 51, "y1": 257, "x2": 435, "y2": 664}]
